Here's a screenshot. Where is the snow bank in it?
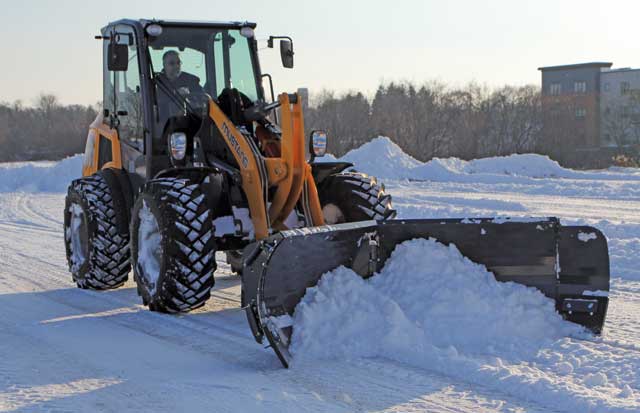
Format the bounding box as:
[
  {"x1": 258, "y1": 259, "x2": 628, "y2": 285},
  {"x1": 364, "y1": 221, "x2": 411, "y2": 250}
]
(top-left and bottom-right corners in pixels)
[
  {"x1": 340, "y1": 136, "x2": 640, "y2": 182},
  {"x1": 462, "y1": 153, "x2": 569, "y2": 177},
  {"x1": 291, "y1": 238, "x2": 580, "y2": 360},
  {"x1": 291, "y1": 239, "x2": 639, "y2": 412},
  {"x1": 0, "y1": 155, "x2": 82, "y2": 192},
  {"x1": 341, "y1": 137, "x2": 422, "y2": 179}
]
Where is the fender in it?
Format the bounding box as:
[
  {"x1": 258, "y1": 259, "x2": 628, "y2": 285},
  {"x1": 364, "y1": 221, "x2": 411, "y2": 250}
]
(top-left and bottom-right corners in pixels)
[
  {"x1": 153, "y1": 166, "x2": 221, "y2": 180},
  {"x1": 310, "y1": 161, "x2": 354, "y2": 186},
  {"x1": 154, "y1": 166, "x2": 226, "y2": 215}
]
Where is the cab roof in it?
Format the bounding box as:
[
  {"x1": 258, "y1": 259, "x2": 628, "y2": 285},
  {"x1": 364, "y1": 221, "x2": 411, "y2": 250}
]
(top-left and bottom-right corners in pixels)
[{"x1": 106, "y1": 18, "x2": 257, "y2": 31}]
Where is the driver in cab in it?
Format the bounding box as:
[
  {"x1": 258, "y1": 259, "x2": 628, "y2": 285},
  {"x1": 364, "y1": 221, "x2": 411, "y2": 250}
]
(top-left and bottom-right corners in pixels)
[
  {"x1": 157, "y1": 50, "x2": 203, "y2": 96},
  {"x1": 156, "y1": 50, "x2": 206, "y2": 123}
]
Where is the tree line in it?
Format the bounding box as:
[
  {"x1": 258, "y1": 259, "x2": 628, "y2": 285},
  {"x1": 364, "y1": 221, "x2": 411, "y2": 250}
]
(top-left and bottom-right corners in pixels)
[
  {"x1": 305, "y1": 81, "x2": 545, "y2": 161},
  {"x1": 0, "y1": 94, "x2": 97, "y2": 162}
]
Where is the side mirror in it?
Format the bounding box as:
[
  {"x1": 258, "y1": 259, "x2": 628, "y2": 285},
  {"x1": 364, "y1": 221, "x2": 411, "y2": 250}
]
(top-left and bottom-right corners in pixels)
[
  {"x1": 107, "y1": 43, "x2": 129, "y2": 71},
  {"x1": 280, "y1": 40, "x2": 294, "y2": 69},
  {"x1": 309, "y1": 130, "x2": 328, "y2": 160}
]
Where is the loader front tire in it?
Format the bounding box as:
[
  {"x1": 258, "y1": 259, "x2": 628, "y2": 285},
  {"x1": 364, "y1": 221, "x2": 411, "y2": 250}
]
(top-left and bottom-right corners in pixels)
[
  {"x1": 318, "y1": 171, "x2": 396, "y2": 224},
  {"x1": 130, "y1": 177, "x2": 216, "y2": 313},
  {"x1": 64, "y1": 174, "x2": 131, "y2": 289}
]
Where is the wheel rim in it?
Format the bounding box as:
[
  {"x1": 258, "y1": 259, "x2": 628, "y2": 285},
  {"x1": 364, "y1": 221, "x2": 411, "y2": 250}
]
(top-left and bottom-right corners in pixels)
[
  {"x1": 66, "y1": 202, "x2": 89, "y2": 272},
  {"x1": 137, "y1": 201, "x2": 163, "y2": 295},
  {"x1": 322, "y1": 203, "x2": 346, "y2": 224}
]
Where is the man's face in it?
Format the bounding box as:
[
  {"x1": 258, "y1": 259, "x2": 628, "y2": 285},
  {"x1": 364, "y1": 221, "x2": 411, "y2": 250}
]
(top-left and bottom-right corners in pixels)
[{"x1": 163, "y1": 54, "x2": 181, "y2": 81}]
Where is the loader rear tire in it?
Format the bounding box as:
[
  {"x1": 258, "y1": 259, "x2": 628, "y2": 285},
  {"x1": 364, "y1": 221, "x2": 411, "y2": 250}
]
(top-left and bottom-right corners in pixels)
[
  {"x1": 130, "y1": 177, "x2": 216, "y2": 313},
  {"x1": 318, "y1": 171, "x2": 396, "y2": 224},
  {"x1": 64, "y1": 174, "x2": 131, "y2": 289}
]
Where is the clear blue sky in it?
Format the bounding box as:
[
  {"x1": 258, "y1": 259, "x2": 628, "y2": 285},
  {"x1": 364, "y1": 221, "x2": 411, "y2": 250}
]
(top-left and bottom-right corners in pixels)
[{"x1": 1, "y1": 0, "x2": 638, "y2": 105}]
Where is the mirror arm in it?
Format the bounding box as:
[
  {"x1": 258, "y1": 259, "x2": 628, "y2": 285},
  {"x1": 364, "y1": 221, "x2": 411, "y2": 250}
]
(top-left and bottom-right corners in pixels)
[{"x1": 268, "y1": 35, "x2": 294, "y2": 50}]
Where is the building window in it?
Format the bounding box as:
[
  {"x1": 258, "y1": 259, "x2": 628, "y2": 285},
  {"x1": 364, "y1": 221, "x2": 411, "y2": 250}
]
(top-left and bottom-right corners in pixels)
[
  {"x1": 603, "y1": 82, "x2": 610, "y2": 92},
  {"x1": 574, "y1": 81, "x2": 586, "y2": 93},
  {"x1": 575, "y1": 108, "x2": 586, "y2": 119},
  {"x1": 621, "y1": 81, "x2": 630, "y2": 95},
  {"x1": 549, "y1": 83, "x2": 561, "y2": 95},
  {"x1": 622, "y1": 106, "x2": 631, "y2": 118}
]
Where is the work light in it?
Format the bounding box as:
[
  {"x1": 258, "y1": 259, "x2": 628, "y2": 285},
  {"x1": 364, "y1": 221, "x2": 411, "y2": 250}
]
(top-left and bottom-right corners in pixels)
[
  {"x1": 169, "y1": 132, "x2": 187, "y2": 161},
  {"x1": 310, "y1": 130, "x2": 327, "y2": 158}
]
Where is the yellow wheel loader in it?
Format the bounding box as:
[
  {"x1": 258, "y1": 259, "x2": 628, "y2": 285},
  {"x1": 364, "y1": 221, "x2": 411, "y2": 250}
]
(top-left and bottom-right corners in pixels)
[{"x1": 64, "y1": 19, "x2": 610, "y2": 368}]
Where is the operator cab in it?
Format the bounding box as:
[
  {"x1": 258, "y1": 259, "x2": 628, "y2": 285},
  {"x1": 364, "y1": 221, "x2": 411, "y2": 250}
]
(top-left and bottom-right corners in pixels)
[{"x1": 99, "y1": 19, "x2": 294, "y2": 179}]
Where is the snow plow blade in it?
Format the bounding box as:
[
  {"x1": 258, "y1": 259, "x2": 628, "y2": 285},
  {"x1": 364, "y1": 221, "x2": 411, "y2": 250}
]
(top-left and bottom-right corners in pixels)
[{"x1": 242, "y1": 218, "x2": 610, "y2": 368}]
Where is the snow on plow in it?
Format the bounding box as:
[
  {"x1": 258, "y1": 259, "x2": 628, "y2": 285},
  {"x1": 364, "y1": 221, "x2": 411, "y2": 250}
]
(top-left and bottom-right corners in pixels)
[{"x1": 242, "y1": 218, "x2": 609, "y2": 368}]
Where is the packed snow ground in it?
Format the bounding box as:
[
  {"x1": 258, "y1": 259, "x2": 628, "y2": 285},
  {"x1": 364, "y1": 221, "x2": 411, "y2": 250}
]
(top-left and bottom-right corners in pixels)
[{"x1": 1, "y1": 138, "x2": 639, "y2": 412}]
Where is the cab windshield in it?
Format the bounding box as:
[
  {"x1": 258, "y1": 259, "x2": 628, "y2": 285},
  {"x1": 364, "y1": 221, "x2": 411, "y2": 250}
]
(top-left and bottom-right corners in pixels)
[{"x1": 147, "y1": 25, "x2": 260, "y2": 121}]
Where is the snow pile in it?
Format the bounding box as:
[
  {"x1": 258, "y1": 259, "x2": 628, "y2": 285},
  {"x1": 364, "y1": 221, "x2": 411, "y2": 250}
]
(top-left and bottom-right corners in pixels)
[
  {"x1": 291, "y1": 238, "x2": 580, "y2": 360},
  {"x1": 340, "y1": 136, "x2": 640, "y2": 182},
  {"x1": 338, "y1": 136, "x2": 572, "y2": 180},
  {"x1": 341, "y1": 136, "x2": 422, "y2": 179},
  {"x1": 463, "y1": 153, "x2": 570, "y2": 177},
  {"x1": 0, "y1": 155, "x2": 82, "y2": 192},
  {"x1": 410, "y1": 154, "x2": 588, "y2": 182},
  {"x1": 291, "y1": 239, "x2": 637, "y2": 411}
]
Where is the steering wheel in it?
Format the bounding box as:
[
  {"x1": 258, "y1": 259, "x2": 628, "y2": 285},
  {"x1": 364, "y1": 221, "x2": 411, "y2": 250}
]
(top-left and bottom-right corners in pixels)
[{"x1": 184, "y1": 89, "x2": 210, "y2": 112}]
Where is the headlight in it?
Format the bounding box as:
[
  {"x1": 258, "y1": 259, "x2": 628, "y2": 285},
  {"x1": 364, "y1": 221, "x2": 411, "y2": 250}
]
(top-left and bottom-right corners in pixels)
[
  {"x1": 310, "y1": 130, "x2": 327, "y2": 157},
  {"x1": 169, "y1": 132, "x2": 187, "y2": 160}
]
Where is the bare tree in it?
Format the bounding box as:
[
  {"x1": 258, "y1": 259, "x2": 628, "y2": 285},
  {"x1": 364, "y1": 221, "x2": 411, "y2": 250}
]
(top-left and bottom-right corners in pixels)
[{"x1": 0, "y1": 94, "x2": 97, "y2": 162}]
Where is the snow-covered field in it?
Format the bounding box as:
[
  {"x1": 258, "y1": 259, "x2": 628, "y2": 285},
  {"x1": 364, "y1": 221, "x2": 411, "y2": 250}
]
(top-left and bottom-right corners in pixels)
[{"x1": 1, "y1": 138, "x2": 639, "y2": 412}]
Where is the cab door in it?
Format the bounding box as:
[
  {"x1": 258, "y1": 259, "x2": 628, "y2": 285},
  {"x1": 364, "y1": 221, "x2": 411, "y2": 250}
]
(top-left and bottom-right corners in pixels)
[
  {"x1": 91, "y1": 24, "x2": 145, "y2": 179},
  {"x1": 112, "y1": 24, "x2": 146, "y2": 178}
]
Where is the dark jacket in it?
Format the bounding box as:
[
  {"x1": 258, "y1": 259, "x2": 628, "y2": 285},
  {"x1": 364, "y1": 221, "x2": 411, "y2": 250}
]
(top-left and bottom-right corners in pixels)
[
  {"x1": 156, "y1": 71, "x2": 204, "y2": 124},
  {"x1": 158, "y1": 71, "x2": 203, "y2": 94}
]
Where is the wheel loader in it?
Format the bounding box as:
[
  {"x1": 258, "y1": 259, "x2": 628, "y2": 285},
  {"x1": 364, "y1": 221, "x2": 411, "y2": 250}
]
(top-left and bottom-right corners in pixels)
[{"x1": 64, "y1": 18, "x2": 610, "y2": 368}]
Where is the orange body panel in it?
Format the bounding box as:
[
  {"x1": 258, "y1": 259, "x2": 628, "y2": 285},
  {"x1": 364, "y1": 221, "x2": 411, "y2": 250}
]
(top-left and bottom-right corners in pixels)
[
  {"x1": 208, "y1": 94, "x2": 324, "y2": 239},
  {"x1": 273, "y1": 94, "x2": 307, "y2": 228},
  {"x1": 209, "y1": 101, "x2": 271, "y2": 239},
  {"x1": 268, "y1": 94, "x2": 295, "y2": 224},
  {"x1": 303, "y1": 164, "x2": 325, "y2": 226},
  {"x1": 82, "y1": 122, "x2": 122, "y2": 177}
]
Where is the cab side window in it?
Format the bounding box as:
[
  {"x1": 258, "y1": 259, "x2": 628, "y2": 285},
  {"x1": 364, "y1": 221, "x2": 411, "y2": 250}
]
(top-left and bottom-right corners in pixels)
[
  {"x1": 103, "y1": 43, "x2": 116, "y2": 118},
  {"x1": 113, "y1": 25, "x2": 144, "y2": 151}
]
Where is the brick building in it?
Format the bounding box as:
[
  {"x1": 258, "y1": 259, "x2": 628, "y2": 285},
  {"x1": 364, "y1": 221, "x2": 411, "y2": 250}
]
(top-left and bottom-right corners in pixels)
[
  {"x1": 538, "y1": 62, "x2": 612, "y2": 150},
  {"x1": 538, "y1": 62, "x2": 640, "y2": 167}
]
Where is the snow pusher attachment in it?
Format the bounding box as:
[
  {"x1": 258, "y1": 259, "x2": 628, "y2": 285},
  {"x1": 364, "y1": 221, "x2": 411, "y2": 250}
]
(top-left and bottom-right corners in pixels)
[{"x1": 242, "y1": 218, "x2": 610, "y2": 367}]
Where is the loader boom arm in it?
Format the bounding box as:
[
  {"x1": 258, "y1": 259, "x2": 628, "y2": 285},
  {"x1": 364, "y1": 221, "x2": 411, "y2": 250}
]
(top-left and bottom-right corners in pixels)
[{"x1": 208, "y1": 93, "x2": 324, "y2": 239}]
